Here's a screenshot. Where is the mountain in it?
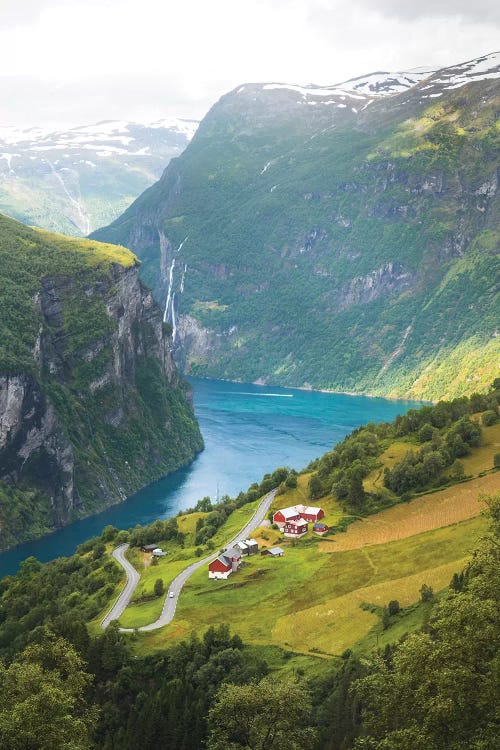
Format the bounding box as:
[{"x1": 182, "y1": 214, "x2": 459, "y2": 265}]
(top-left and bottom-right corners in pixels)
[
  {"x1": 0, "y1": 214, "x2": 203, "y2": 550},
  {"x1": 92, "y1": 52, "x2": 500, "y2": 401},
  {"x1": 0, "y1": 117, "x2": 198, "y2": 236}
]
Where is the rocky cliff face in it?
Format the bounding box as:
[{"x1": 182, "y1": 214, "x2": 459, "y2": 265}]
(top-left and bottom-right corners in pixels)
[
  {"x1": 0, "y1": 215, "x2": 203, "y2": 549},
  {"x1": 0, "y1": 374, "x2": 75, "y2": 525}
]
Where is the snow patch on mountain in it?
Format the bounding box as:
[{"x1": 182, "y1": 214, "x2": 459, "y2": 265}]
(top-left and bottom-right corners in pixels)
[
  {"x1": 430, "y1": 50, "x2": 500, "y2": 90},
  {"x1": 340, "y1": 69, "x2": 435, "y2": 96}
]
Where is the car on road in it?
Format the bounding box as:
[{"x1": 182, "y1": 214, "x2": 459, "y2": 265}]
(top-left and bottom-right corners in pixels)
[{"x1": 169, "y1": 591, "x2": 175, "y2": 598}]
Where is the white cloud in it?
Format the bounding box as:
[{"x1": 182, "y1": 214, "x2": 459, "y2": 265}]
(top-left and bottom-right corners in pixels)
[{"x1": 0, "y1": 0, "x2": 498, "y2": 127}]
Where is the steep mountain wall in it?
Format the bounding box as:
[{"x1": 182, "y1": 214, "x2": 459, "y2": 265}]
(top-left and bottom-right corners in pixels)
[
  {"x1": 0, "y1": 215, "x2": 203, "y2": 549},
  {"x1": 92, "y1": 53, "x2": 500, "y2": 401}
]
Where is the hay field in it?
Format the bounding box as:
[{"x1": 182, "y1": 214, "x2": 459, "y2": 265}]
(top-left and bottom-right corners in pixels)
[
  {"x1": 272, "y1": 557, "x2": 468, "y2": 656},
  {"x1": 320, "y1": 473, "x2": 498, "y2": 552}
]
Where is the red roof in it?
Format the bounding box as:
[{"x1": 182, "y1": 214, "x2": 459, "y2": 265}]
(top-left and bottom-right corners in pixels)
[{"x1": 209, "y1": 557, "x2": 231, "y2": 573}]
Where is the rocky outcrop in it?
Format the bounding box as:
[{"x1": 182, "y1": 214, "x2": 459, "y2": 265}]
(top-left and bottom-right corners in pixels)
[
  {"x1": 0, "y1": 374, "x2": 75, "y2": 523},
  {"x1": 337, "y1": 263, "x2": 415, "y2": 310},
  {"x1": 175, "y1": 314, "x2": 221, "y2": 373}
]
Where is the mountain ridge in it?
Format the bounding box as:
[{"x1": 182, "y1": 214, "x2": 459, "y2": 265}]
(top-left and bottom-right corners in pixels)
[{"x1": 92, "y1": 51, "x2": 500, "y2": 401}]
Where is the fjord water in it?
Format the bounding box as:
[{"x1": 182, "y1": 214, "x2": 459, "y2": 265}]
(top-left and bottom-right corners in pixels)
[{"x1": 0, "y1": 377, "x2": 416, "y2": 576}]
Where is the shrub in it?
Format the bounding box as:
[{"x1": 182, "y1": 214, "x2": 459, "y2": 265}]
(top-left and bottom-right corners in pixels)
[{"x1": 482, "y1": 410, "x2": 498, "y2": 426}]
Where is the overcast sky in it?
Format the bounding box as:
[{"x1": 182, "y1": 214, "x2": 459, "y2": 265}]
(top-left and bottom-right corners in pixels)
[{"x1": 0, "y1": 0, "x2": 499, "y2": 128}]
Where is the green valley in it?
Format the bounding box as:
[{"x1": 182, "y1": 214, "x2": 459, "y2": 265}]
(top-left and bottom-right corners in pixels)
[{"x1": 0, "y1": 386, "x2": 498, "y2": 750}]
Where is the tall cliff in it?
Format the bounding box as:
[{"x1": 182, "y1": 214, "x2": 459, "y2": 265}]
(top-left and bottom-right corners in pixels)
[
  {"x1": 92, "y1": 52, "x2": 500, "y2": 402},
  {"x1": 0, "y1": 214, "x2": 203, "y2": 550}
]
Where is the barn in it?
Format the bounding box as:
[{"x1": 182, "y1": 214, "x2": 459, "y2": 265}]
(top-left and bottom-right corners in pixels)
[
  {"x1": 296, "y1": 504, "x2": 325, "y2": 523},
  {"x1": 273, "y1": 506, "x2": 301, "y2": 526},
  {"x1": 208, "y1": 547, "x2": 242, "y2": 580}
]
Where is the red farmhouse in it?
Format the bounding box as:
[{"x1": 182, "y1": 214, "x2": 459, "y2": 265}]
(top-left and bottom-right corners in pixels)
[{"x1": 283, "y1": 519, "x2": 308, "y2": 538}]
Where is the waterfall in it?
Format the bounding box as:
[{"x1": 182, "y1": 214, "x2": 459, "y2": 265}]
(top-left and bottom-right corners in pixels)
[
  {"x1": 171, "y1": 293, "x2": 177, "y2": 344},
  {"x1": 163, "y1": 236, "x2": 189, "y2": 345},
  {"x1": 163, "y1": 258, "x2": 176, "y2": 323},
  {"x1": 180, "y1": 263, "x2": 187, "y2": 294}
]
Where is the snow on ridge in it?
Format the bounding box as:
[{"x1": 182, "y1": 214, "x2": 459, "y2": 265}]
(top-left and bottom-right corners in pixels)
[
  {"x1": 0, "y1": 118, "x2": 199, "y2": 150},
  {"x1": 262, "y1": 83, "x2": 367, "y2": 100},
  {"x1": 430, "y1": 50, "x2": 500, "y2": 89},
  {"x1": 339, "y1": 69, "x2": 435, "y2": 96},
  {"x1": 148, "y1": 118, "x2": 199, "y2": 139}
]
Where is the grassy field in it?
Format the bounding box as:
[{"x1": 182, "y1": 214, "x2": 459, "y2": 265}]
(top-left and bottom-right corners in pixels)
[
  {"x1": 114, "y1": 497, "x2": 263, "y2": 628},
  {"x1": 322, "y1": 472, "x2": 497, "y2": 551},
  {"x1": 461, "y1": 420, "x2": 500, "y2": 474},
  {"x1": 363, "y1": 441, "x2": 411, "y2": 493},
  {"x1": 137, "y1": 510, "x2": 486, "y2": 655}
]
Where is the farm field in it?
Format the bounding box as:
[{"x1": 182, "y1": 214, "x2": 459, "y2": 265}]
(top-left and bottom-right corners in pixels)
[
  {"x1": 321, "y1": 472, "x2": 498, "y2": 551},
  {"x1": 137, "y1": 511, "x2": 486, "y2": 655}
]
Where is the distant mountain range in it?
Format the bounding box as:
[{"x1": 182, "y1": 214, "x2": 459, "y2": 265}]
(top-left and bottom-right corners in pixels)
[
  {"x1": 93, "y1": 51, "x2": 500, "y2": 401},
  {"x1": 0, "y1": 117, "x2": 198, "y2": 235}
]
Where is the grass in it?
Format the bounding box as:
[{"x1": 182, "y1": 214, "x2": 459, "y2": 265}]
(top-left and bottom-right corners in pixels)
[
  {"x1": 133, "y1": 511, "x2": 486, "y2": 655},
  {"x1": 327, "y1": 472, "x2": 497, "y2": 552},
  {"x1": 363, "y1": 442, "x2": 411, "y2": 493},
  {"x1": 460, "y1": 421, "x2": 500, "y2": 475}
]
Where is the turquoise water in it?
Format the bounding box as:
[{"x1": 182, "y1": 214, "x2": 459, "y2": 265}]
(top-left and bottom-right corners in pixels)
[{"x1": 0, "y1": 377, "x2": 417, "y2": 576}]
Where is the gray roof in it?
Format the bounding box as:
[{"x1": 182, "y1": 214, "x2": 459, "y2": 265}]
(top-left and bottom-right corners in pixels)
[
  {"x1": 225, "y1": 547, "x2": 242, "y2": 559},
  {"x1": 212, "y1": 555, "x2": 231, "y2": 567},
  {"x1": 245, "y1": 538, "x2": 258, "y2": 546},
  {"x1": 269, "y1": 546, "x2": 284, "y2": 555}
]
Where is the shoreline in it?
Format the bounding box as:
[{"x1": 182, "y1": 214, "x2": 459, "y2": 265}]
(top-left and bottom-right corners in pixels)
[{"x1": 188, "y1": 374, "x2": 430, "y2": 404}]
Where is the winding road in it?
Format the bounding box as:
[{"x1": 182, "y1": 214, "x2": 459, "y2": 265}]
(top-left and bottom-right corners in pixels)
[{"x1": 101, "y1": 489, "x2": 277, "y2": 632}]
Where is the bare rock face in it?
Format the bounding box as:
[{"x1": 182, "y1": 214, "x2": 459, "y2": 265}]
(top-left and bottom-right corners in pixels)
[
  {"x1": 0, "y1": 374, "x2": 76, "y2": 524},
  {"x1": 338, "y1": 262, "x2": 415, "y2": 310},
  {"x1": 175, "y1": 314, "x2": 220, "y2": 373}
]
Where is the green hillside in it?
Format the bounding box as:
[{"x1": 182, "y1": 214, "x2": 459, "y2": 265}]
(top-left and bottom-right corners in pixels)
[
  {"x1": 93, "y1": 64, "x2": 500, "y2": 401},
  {"x1": 0, "y1": 388, "x2": 497, "y2": 749},
  {"x1": 0, "y1": 214, "x2": 202, "y2": 549}
]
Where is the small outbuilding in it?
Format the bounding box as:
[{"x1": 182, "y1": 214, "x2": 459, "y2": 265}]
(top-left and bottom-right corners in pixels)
[
  {"x1": 235, "y1": 541, "x2": 249, "y2": 555},
  {"x1": 245, "y1": 539, "x2": 259, "y2": 554},
  {"x1": 152, "y1": 547, "x2": 167, "y2": 556},
  {"x1": 141, "y1": 543, "x2": 158, "y2": 553},
  {"x1": 313, "y1": 523, "x2": 329, "y2": 536},
  {"x1": 261, "y1": 546, "x2": 284, "y2": 557}
]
